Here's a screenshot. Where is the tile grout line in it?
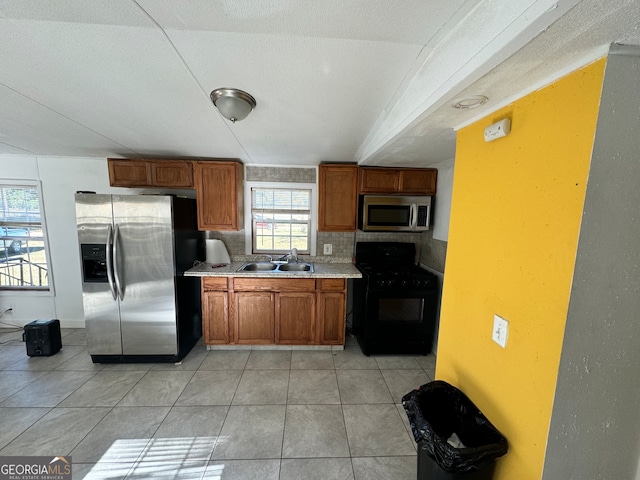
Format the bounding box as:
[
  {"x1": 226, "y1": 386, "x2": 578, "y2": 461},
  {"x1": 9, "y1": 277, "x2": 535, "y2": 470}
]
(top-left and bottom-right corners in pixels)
[
  {"x1": 1, "y1": 340, "x2": 431, "y2": 476},
  {"x1": 209, "y1": 350, "x2": 253, "y2": 464},
  {"x1": 65, "y1": 365, "x2": 160, "y2": 470},
  {"x1": 278, "y1": 357, "x2": 294, "y2": 479}
]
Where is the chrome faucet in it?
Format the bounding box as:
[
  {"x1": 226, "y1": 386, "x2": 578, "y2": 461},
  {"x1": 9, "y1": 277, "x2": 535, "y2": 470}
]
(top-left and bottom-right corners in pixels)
[{"x1": 279, "y1": 248, "x2": 298, "y2": 263}]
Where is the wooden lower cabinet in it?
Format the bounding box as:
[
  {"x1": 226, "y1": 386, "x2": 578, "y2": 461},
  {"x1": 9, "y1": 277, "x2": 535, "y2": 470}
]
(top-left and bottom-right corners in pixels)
[
  {"x1": 317, "y1": 279, "x2": 347, "y2": 345},
  {"x1": 317, "y1": 292, "x2": 346, "y2": 345},
  {"x1": 202, "y1": 278, "x2": 230, "y2": 344},
  {"x1": 202, "y1": 276, "x2": 347, "y2": 346},
  {"x1": 203, "y1": 291, "x2": 229, "y2": 344},
  {"x1": 233, "y1": 291, "x2": 274, "y2": 344},
  {"x1": 276, "y1": 292, "x2": 316, "y2": 345}
]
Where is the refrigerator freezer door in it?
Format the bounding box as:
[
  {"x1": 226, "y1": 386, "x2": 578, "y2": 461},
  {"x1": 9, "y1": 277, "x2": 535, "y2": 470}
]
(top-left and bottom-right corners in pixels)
[
  {"x1": 113, "y1": 195, "x2": 177, "y2": 355},
  {"x1": 75, "y1": 194, "x2": 123, "y2": 355}
]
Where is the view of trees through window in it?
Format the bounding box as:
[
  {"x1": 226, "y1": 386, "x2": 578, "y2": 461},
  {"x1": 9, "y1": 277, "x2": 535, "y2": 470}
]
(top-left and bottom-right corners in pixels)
[
  {"x1": 252, "y1": 188, "x2": 311, "y2": 253},
  {"x1": 0, "y1": 185, "x2": 49, "y2": 289}
]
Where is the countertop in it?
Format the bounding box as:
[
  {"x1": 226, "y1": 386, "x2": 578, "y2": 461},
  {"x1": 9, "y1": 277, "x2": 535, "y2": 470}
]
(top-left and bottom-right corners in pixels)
[{"x1": 184, "y1": 261, "x2": 362, "y2": 279}]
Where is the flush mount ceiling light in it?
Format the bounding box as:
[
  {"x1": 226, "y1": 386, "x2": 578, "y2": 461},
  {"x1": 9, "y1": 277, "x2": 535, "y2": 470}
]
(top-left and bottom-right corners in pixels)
[
  {"x1": 210, "y1": 88, "x2": 256, "y2": 123},
  {"x1": 451, "y1": 95, "x2": 488, "y2": 109}
]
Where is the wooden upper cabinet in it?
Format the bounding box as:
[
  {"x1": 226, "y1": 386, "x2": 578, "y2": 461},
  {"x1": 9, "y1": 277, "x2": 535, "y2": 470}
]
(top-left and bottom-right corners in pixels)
[
  {"x1": 358, "y1": 168, "x2": 398, "y2": 193},
  {"x1": 150, "y1": 161, "x2": 193, "y2": 187},
  {"x1": 358, "y1": 167, "x2": 437, "y2": 195},
  {"x1": 194, "y1": 161, "x2": 244, "y2": 231},
  {"x1": 108, "y1": 158, "x2": 193, "y2": 188},
  {"x1": 108, "y1": 160, "x2": 152, "y2": 187},
  {"x1": 318, "y1": 164, "x2": 358, "y2": 232},
  {"x1": 399, "y1": 169, "x2": 437, "y2": 194}
]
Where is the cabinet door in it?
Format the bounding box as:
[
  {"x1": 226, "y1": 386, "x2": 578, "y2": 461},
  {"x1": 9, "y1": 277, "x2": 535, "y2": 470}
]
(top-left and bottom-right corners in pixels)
[
  {"x1": 398, "y1": 169, "x2": 437, "y2": 195},
  {"x1": 275, "y1": 292, "x2": 316, "y2": 345},
  {"x1": 151, "y1": 161, "x2": 194, "y2": 188},
  {"x1": 234, "y1": 291, "x2": 274, "y2": 344},
  {"x1": 108, "y1": 159, "x2": 151, "y2": 187},
  {"x1": 358, "y1": 168, "x2": 398, "y2": 194},
  {"x1": 203, "y1": 291, "x2": 229, "y2": 344},
  {"x1": 317, "y1": 292, "x2": 346, "y2": 345},
  {"x1": 318, "y1": 164, "x2": 358, "y2": 232},
  {"x1": 195, "y1": 162, "x2": 243, "y2": 231}
]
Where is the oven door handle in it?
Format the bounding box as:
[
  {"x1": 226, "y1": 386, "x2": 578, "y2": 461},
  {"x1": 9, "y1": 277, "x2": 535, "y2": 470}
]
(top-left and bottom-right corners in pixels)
[{"x1": 410, "y1": 204, "x2": 418, "y2": 230}]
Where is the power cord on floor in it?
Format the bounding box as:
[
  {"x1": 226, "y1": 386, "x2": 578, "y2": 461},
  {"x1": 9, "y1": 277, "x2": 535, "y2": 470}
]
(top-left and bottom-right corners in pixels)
[{"x1": 0, "y1": 308, "x2": 24, "y2": 344}]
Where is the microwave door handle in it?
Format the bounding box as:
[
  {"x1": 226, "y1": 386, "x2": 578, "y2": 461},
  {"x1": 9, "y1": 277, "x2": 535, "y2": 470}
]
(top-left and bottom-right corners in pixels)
[
  {"x1": 105, "y1": 224, "x2": 117, "y2": 301},
  {"x1": 113, "y1": 224, "x2": 124, "y2": 301},
  {"x1": 410, "y1": 204, "x2": 418, "y2": 230}
]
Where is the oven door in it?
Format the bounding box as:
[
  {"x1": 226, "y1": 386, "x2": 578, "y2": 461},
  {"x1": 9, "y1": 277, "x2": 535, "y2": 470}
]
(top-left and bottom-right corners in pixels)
[{"x1": 356, "y1": 287, "x2": 437, "y2": 355}]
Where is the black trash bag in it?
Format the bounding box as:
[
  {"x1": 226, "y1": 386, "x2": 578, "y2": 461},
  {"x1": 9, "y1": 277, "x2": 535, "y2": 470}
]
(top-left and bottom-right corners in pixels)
[{"x1": 402, "y1": 380, "x2": 508, "y2": 474}]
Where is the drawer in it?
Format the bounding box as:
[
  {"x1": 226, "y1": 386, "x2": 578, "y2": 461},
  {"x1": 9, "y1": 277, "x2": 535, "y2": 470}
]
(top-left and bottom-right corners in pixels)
[
  {"x1": 317, "y1": 278, "x2": 346, "y2": 291},
  {"x1": 202, "y1": 277, "x2": 229, "y2": 291},
  {"x1": 232, "y1": 278, "x2": 316, "y2": 292}
]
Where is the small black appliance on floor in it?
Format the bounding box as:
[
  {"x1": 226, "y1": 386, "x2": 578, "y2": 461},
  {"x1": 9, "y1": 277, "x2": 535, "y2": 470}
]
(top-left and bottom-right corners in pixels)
[{"x1": 23, "y1": 319, "x2": 62, "y2": 356}]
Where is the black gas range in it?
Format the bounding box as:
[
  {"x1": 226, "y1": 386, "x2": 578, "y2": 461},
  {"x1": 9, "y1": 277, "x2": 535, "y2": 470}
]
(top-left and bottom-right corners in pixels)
[
  {"x1": 357, "y1": 264, "x2": 439, "y2": 290},
  {"x1": 353, "y1": 242, "x2": 438, "y2": 355}
]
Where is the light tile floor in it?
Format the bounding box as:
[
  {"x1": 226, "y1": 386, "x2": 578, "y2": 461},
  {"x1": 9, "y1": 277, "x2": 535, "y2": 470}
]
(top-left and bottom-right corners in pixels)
[{"x1": 0, "y1": 328, "x2": 436, "y2": 480}]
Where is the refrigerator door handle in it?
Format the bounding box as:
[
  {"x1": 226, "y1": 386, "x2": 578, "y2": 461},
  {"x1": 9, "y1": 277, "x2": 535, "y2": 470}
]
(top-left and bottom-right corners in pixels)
[
  {"x1": 113, "y1": 224, "x2": 124, "y2": 301},
  {"x1": 105, "y1": 224, "x2": 117, "y2": 301}
]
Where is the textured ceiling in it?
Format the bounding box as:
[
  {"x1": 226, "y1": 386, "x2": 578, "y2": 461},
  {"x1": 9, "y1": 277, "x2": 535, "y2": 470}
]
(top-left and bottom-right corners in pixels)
[{"x1": 0, "y1": 0, "x2": 638, "y2": 167}]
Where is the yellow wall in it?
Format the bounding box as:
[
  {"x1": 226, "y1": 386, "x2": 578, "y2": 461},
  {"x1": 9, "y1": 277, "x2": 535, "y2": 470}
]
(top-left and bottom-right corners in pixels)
[{"x1": 436, "y1": 59, "x2": 606, "y2": 479}]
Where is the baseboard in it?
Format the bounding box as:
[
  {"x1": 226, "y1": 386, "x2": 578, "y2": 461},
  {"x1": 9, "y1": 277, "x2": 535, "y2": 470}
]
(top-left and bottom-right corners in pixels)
[{"x1": 0, "y1": 319, "x2": 86, "y2": 329}]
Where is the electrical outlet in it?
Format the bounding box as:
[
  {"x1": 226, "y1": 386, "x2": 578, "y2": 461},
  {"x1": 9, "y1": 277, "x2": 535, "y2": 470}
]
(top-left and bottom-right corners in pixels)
[
  {"x1": 323, "y1": 244, "x2": 333, "y2": 255},
  {"x1": 492, "y1": 314, "x2": 508, "y2": 348}
]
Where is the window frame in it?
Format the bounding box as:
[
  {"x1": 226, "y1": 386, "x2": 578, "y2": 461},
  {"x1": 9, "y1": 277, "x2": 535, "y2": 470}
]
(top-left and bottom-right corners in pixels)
[
  {"x1": 0, "y1": 179, "x2": 54, "y2": 294},
  {"x1": 244, "y1": 181, "x2": 317, "y2": 256}
]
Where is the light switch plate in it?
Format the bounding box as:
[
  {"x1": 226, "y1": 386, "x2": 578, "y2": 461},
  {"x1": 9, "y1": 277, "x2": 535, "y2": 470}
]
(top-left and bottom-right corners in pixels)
[
  {"x1": 492, "y1": 314, "x2": 508, "y2": 348},
  {"x1": 323, "y1": 244, "x2": 332, "y2": 255}
]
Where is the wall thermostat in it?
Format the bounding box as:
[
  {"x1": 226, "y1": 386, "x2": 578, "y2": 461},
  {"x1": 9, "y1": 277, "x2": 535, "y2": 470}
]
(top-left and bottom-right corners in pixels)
[{"x1": 484, "y1": 118, "x2": 511, "y2": 142}]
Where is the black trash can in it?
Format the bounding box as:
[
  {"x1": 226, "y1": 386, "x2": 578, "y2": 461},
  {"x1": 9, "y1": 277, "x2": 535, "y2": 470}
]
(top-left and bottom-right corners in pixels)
[{"x1": 402, "y1": 381, "x2": 508, "y2": 480}]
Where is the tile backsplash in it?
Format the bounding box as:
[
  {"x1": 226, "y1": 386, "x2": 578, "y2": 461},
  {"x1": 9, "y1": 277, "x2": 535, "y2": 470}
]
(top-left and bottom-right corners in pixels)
[
  {"x1": 245, "y1": 166, "x2": 316, "y2": 183},
  {"x1": 205, "y1": 165, "x2": 446, "y2": 273},
  {"x1": 204, "y1": 229, "x2": 445, "y2": 273}
]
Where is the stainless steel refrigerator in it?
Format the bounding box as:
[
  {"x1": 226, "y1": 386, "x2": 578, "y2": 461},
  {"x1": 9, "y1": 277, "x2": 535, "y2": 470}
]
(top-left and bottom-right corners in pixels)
[{"x1": 75, "y1": 193, "x2": 203, "y2": 363}]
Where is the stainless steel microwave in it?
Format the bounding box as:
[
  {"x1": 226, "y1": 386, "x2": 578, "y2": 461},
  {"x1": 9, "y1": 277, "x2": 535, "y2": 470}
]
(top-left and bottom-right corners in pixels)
[{"x1": 359, "y1": 195, "x2": 431, "y2": 232}]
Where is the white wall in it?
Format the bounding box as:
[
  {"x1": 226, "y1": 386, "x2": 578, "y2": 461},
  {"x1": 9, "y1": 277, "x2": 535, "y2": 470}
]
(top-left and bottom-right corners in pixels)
[
  {"x1": 432, "y1": 158, "x2": 454, "y2": 241},
  {"x1": 0, "y1": 155, "x2": 176, "y2": 327}
]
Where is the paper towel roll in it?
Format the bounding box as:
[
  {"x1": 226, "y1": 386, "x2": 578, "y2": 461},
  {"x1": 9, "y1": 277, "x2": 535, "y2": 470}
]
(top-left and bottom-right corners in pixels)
[{"x1": 206, "y1": 239, "x2": 231, "y2": 264}]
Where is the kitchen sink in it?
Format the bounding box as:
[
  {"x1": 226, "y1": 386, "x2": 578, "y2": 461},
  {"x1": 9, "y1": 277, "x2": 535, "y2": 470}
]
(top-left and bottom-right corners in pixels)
[
  {"x1": 237, "y1": 261, "x2": 314, "y2": 273},
  {"x1": 277, "y1": 263, "x2": 313, "y2": 272},
  {"x1": 238, "y1": 262, "x2": 278, "y2": 271}
]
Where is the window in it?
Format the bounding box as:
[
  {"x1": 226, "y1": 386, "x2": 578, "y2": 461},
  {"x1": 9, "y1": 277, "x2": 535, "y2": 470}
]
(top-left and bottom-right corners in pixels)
[
  {"x1": 250, "y1": 187, "x2": 312, "y2": 254},
  {"x1": 0, "y1": 182, "x2": 50, "y2": 290}
]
